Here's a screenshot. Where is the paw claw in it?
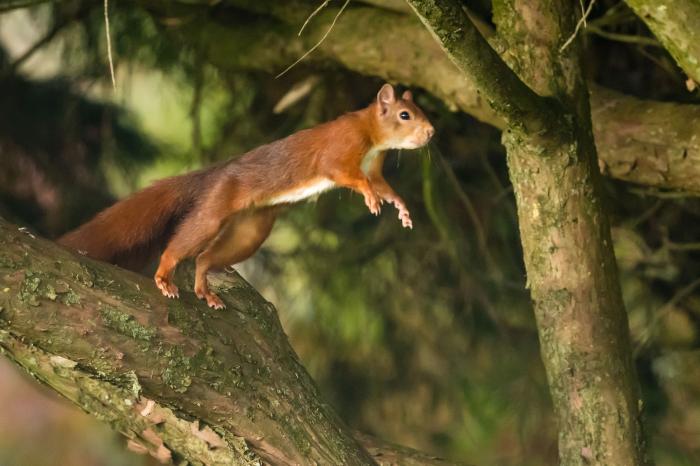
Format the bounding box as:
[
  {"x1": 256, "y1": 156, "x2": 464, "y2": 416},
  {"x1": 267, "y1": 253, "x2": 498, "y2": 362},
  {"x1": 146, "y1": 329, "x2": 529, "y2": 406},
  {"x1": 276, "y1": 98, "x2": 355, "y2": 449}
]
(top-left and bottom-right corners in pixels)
[
  {"x1": 196, "y1": 288, "x2": 226, "y2": 309},
  {"x1": 390, "y1": 199, "x2": 413, "y2": 229},
  {"x1": 363, "y1": 190, "x2": 382, "y2": 216},
  {"x1": 155, "y1": 276, "x2": 179, "y2": 299}
]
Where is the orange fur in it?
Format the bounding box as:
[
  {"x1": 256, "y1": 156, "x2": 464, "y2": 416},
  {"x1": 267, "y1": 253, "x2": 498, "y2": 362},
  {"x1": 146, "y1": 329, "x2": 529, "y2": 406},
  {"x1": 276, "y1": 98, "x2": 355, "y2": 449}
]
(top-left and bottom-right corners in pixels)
[{"x1": 59, "y1": 84, "x2": 434, "y2": 308}]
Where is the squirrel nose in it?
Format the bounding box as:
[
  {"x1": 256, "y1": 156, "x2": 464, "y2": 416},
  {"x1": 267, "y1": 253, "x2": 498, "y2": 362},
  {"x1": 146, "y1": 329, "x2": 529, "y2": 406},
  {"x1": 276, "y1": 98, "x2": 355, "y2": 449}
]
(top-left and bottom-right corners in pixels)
[{"x1": 425, "y1": 126, "x2": 435, "y2": 139}]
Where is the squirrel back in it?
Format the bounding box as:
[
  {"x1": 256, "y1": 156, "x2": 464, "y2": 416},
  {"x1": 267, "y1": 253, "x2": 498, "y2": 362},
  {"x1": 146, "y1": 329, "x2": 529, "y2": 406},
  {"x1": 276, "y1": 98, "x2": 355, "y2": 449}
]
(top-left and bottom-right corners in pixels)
[{"x1": 58, "y1": 168, "x2": 211, "y2": 270}]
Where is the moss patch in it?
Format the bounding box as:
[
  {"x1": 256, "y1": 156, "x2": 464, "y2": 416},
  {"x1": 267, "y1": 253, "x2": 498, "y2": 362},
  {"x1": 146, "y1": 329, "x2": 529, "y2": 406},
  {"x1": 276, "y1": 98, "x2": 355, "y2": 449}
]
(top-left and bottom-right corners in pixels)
[{"x1": 100, "y1": 305, "x2": 156, "y2": 342}]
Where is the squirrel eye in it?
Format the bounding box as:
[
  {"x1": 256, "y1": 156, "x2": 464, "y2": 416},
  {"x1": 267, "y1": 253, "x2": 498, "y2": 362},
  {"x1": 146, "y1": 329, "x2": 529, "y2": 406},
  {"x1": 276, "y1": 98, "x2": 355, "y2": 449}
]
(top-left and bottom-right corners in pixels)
[{"x1": 399, "y1": 111, "x2": 411, "y2": 120}]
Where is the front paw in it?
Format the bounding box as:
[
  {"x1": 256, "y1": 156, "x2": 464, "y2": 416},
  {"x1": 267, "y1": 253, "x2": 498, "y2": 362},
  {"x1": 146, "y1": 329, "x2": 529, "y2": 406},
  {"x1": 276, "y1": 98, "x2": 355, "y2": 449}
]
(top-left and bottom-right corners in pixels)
[
  {"x1": 391, "y1": 199, "x2": 413, "y2": 229},
  {"x1": 399, "y1": 210, "x2": 413, "y2": 229},
  {"x1": 363, "y1": 190, "x2": 382, "y2": 216}
]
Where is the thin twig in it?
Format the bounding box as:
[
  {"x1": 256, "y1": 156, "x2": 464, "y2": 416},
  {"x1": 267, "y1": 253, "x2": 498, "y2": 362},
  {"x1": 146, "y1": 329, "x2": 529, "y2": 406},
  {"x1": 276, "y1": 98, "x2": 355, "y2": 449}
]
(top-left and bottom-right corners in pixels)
[
  {"x1": 586, "y1": 25, "x2": 661, "y2": 47},
  {"x1": 104, "y1": 0, "x2": 116, "y2": 90},
  {"x1": 560, "y1": 0, "x2": 596, "y2": 52},
  {"x1": 276, "y1": 0, "x2": 350, "y2": 79},
  {"x1": 665, "y1": 240, "x2": 700, "y2": 252},
  {"x1": 298, "y1": 0, "x2": 330, "y2": 36},
  {"x1": 579, "y1": 0, "x2": 587, "y2": 27},
  {"x1": 587, "y1": 2, "x2": 633, "y2": 29}
]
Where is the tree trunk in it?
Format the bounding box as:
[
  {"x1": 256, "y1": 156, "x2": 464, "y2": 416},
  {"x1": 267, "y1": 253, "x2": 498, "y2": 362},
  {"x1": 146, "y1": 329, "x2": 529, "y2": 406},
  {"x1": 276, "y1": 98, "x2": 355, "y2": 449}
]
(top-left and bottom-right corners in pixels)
[
  {"x1": 405, "y1": 1, "x2": 650, "y2": 465},
  {"x1": 0, "y1": 217, "x2": 467, "y2": 466}
]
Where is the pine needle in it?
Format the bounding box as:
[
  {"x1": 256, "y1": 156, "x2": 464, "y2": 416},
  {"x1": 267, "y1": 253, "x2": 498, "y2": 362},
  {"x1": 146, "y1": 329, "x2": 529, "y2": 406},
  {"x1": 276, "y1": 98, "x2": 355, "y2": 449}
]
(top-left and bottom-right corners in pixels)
[
  {"x1": 276, "y1": 0, "x2": 350, "y2": 79},
  {"x1": 104, "y1": 0, "x2": 116, "y2": 90},
  {"x1": 560, "y1": 0, "x2": 596, "y2": 52},
  {"x1": 298, "y1": 0, "x2": 330, "y2": 36}
]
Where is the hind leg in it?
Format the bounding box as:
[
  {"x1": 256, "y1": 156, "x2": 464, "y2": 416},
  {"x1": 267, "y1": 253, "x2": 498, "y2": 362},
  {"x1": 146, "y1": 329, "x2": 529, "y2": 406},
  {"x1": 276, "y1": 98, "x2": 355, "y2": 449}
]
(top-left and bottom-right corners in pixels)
[
  {"x1": 155, "y1": 198, "x2": 233, "y2": 299},
  {"x1": 194, "y1": 208, "x2": 277, "y2": 309}
]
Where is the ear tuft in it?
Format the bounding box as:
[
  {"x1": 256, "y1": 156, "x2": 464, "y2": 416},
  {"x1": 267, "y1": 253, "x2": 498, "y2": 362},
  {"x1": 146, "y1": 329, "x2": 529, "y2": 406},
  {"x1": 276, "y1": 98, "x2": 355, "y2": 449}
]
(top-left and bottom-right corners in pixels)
[
  {"x1": 401, "y1": 90, "x2": 413, "y2": 101},
  {"x1": 377, "y1": 84, "x2": 395, "y2": 115}
]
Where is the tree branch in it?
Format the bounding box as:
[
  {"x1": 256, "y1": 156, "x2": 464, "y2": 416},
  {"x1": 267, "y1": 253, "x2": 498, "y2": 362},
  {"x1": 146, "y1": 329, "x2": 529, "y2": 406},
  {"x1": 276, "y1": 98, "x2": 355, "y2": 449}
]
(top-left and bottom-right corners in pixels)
[
  {"x1": 0, "y1": 217, "x2": 467, "y2": 466},
  {"x1": 168, "y1": 0, "x2": 700, "y2": 194},
  {"x1": 591, "y1": 85, "x2": 700, "y2": 193},
  {"x1": 3, "y1": 0, "x2": 699, "y2": 193},
  {"x1": 625, "y1": 0, "x2": 700, "y2": 83},
  {"x1": 402, "y1": 0, "x2": 559, "y2": 136}
]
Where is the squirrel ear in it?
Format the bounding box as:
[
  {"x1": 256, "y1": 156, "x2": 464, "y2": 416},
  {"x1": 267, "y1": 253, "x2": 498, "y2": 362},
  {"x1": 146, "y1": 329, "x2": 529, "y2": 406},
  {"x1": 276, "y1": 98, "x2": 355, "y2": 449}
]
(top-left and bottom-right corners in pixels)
[
  {"x1": 377, "y1": 84, "x2": 395, "y2": 114},
  {"x1": 401, "y1": 90, "x2": 413, "y2": 101}
]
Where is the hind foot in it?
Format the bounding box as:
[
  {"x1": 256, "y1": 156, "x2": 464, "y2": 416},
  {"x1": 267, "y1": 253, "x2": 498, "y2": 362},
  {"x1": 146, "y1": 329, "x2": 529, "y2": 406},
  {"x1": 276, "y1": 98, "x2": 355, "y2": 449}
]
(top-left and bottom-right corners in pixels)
[
  {"x1": 195, "y1": 287, "x2": 225, "y2": 310},
  {"x1": 155, "y1": 276, "x2": 179, "y2": 298}
]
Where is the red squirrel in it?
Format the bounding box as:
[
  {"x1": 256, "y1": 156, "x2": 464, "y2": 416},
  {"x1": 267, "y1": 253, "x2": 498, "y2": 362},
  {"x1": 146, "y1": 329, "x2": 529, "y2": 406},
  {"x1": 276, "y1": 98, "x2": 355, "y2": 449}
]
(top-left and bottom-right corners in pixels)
[{"x1": 59, "y1": 84, "x2": 435, "y2": 309}]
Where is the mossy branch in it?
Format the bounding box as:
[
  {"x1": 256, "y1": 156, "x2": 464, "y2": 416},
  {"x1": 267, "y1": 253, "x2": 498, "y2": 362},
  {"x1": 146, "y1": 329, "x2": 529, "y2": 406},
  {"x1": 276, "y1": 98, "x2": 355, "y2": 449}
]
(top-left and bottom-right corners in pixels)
[
  {"x1": 0, "y1": 217, "x2": 468, "y2": 466},
  {"x1": 167, "y1": 0, "x2": 700, "y2": 195},
  {"x1": 402, "y1": 0, "x2": 561, "y2": 137},
  {"x1": 625, "y1": 0, "x2": 700, "y2": 83}
]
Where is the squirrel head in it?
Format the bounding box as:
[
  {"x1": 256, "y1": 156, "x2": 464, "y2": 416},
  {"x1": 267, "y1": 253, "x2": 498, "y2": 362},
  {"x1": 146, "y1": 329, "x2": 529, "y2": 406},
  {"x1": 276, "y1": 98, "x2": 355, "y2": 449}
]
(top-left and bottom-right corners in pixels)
[{"x1": 371, "y1": 84, "x2": 435, "y2": 150}]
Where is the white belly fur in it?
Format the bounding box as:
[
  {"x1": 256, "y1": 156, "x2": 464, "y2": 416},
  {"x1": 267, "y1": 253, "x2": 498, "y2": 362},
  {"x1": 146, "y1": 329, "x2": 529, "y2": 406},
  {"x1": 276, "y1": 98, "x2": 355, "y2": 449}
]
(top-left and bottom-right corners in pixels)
[
  {"x1": 361, "y1": 147, "x2": 382, "y2": 174},
  {"x1": 267, "y1": 178, "x2": 336, "y2": 205}
]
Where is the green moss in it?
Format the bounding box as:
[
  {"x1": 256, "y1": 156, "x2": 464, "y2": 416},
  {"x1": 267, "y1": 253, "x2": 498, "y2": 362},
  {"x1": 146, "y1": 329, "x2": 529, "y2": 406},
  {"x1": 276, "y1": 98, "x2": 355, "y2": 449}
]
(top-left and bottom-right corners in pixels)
[
  {"x1": 72, "y1": 264, "x2": 96, "y2": 288},
  {"x1": 99, "y1": 305, "x2": 156, "y2": 341},
  {"x1": 0, "y1": 254, "x2": 18, "y2": 269},
  {"x1": 162, "y1": 346, "x2": 192, "y2": 393},
  {"x1": 285, "y1": 418, "x2": 312, "y2": 455},
  {"x1": 17, "y1": 271, "x2": 81, "y2": 306},
  {"x1": 167, "y1": 301, "x2": 206, "y2": 336},
  {"x1": 18, "y1": 273, "x2": 42, "y2": 306}
]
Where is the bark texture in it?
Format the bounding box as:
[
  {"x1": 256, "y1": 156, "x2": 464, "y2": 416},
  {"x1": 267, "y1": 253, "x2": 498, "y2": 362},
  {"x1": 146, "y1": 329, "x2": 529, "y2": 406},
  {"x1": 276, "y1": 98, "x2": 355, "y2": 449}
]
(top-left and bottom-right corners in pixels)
[
  {"x1": 405, "y1": 0, "x2": 650, "y2": 465},
  {"x1": 625, "y1": 0, "x2": 700, "y2": 83},
  {"x1": 0, "y1": 218, "x2": 467, "y2": 466},
  {"x1": 591, "y1": 85, "x2": 700, "y2": 192}
]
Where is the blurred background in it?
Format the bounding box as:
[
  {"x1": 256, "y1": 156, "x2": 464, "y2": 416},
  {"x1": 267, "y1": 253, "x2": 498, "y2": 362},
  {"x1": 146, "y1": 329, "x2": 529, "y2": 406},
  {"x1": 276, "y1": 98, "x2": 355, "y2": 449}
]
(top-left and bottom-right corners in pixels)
[{"x1": 1, "y1": 1, "x2": 700, "y2": 465}]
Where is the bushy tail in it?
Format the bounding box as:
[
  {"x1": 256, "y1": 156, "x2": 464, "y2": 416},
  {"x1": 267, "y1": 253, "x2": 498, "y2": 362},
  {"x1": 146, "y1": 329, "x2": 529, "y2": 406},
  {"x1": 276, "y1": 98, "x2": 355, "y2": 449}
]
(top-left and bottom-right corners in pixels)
[{"x1": 59, "y1": 171, "x2": 207, "y2": 270}]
